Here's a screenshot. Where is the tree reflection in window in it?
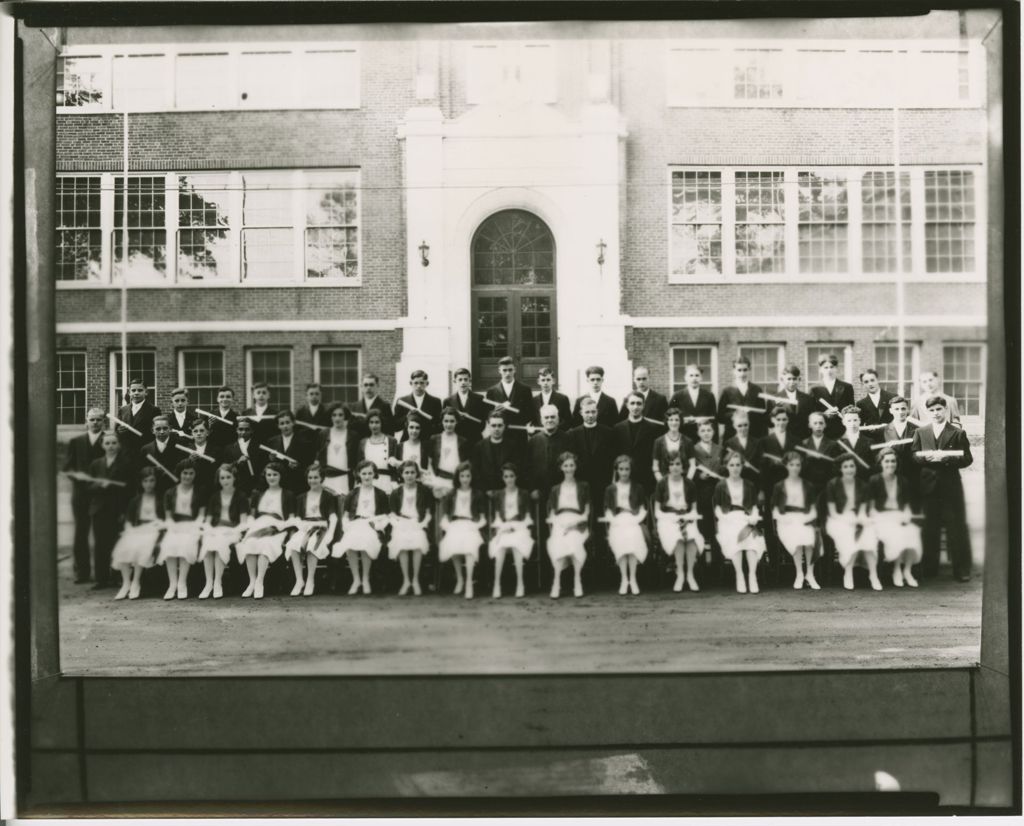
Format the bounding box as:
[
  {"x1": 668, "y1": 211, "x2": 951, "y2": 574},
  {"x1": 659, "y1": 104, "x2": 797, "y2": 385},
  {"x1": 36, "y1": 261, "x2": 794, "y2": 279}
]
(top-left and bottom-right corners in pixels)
[
  {"x1": 178, "y1": 175, "x2": 231, "y2": 279},
  {"x1": 472, "y1": 210, "x2": 554, "y2": 286}
]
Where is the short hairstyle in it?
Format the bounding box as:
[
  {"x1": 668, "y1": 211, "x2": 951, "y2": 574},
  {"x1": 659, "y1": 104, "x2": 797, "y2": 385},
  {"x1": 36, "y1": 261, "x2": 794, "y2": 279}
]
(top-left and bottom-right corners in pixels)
[
  {"x1": 252, "y1": 382, "x2": 269, "y2": 391},
  {"x1": 919, "y1": 370, "x2": 939, "y2": 380},
  {"x1": 454, "y1": 460, "x2": 473, "y2": 480},
  {"x1": 305, "y1": 382, "x2": 321, "y2": 392},
  {"x1": 440, "y1": 406, "x2": 459, "y2": 421},
  {"x1": 877, "y1": 448, "x2": 899, "y2": 465},
  {"x1": 585, "y1": 365, "x2": 605, "y2": 378},
  {"x1": 664, "y1": 406, "x2": 682, "y2": 423},
  {"x1": 453, "y1": 367, "x2": 472, "y2": 380},
  {"x1": 264, "y1": 461, "x2": 285, "y2": 478},
  {"x1": 405, "y1": 412, "x2": 425, "y2": 430},
  {"x1": 327, "y1": 402, "x2": 352, "y2": 421},
  {"x1": 539, "y1": 403, "x2": 559, "y2": 419},
  {"x1": 697, "y1": 418, "x2": 716, "y2": 432},
  {"x1": 578, "y1": 396, "x2": 598, "y2": 409},
  {"x1": 128, "y1": 377, "x2": 146, "y2": 389},
  {"x1": 498, "y1": 356, "x2": 515, "y2": 368},
  {"x1": 174, "y1": 457, "x2": 198, "y2": 475},
  {"x1": 782, "y1": 450, "x2": 802, "y2": 465},
  {"x1": 840, "y1": 404, "x2": 861, "y2": 417},
  {"x1": 732, "y1": 411, "x2": 750, "y2": 425},
  {"x1": 770, "y1": 405, "x2": 789, "y2": 418},
  {"x1": 275, "y1": 409, "x2": 295, "y2": 423},
  {"x1": 557, "y1": 451, "x2": 578, "y2": 466},
  {"x1": 101, "y1": 429, "x2": 120, "y2": 444},
  {"x1": 625, "y1": 391, "x2": 645, "y2": 405},
  {"x1": 537, "y1": 367, "x2": 554, "y2": 378},
  {"x1": 487, "y1": 410, "x2": 507, "y2": 424},
  {"x1": 808, "y1": 411, "x2": 826, "y2": 423},
  {"x1": 633, "y1": 365, "x2": 649, "y2": 377},
  {"x1": 355, "y1": 459, "x2": 377, "y2": 477},
  {"x1": 499, "y1": 461, "x2": 519, "y2": 476},
  {"x1": 366, "y1": 409, "x2": 384, "y2": 425},
  {"x1": 782, "y1": 364, "x2": 801, "y2": 378},
  {"x1": 86, "y1": 407, "x2": 106, "y2": 420},
  {"x1": 666, "y1": 452, "x2": 684, "y2": 468},
  {"x1": 305, "y1": 461, "x2": 324, "y2": 480},
  {"x1": 925, "y1": 395, "x2": 948, "y2": 409},
  {"x1": 724, "y1": 449, "x2": 745, "y2": 466},
  {"x1": 152, "y1": 414, "x2": 171, "y2": 427},
  {"x1": 684, "y1": 363, "x2": 703, "y2": 376},
  {"x1": 410, "y1": 369, "x2": 429, "y2": 382},
  {"x1": 860, "y1": 368, "x2": 879, "y2": 381},
  {"x1": 613, "y1": 454, "x2": 633, "y2": 472},
  {"x1": 837, "y1": 454, "x2": 858, "y2": 469},
  {"x1": 170, "y1": 387, "x2": 188, "y2": 398},
  {"x1": 190, "y1": 418, "x2": 209, "y2": 432},
  {"x1": 398, "y1": 459, "x2": 421, "y2": 477},
  {"x1": 889, "y1": 395, "x2": 908, "y2": 407},
  {"x1": 216, "y1": 462, "x2": 238, "y2": 480},
  {"x1": 137, "y1": 466, "x2": 158, "y2": 484},
  {"x1": 217, "y1": 385, "x2": 234, "y2": 396},
  {"x1": 732, "y1": 356, "x2": 751, "y2": 369},
  {"x1": 817, "y1": 353, "x2": 839, "y2": 368},
  {"x1": 362, "y1": 373, "x2": 380, "y2": 385}
]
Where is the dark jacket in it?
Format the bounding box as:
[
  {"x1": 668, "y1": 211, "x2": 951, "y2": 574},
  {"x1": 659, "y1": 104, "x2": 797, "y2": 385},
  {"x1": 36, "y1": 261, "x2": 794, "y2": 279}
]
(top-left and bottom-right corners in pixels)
[
  {"x1": 668, "y1": 387, "x2": 718, "y2": 443},
  {"x1": 570, "y1": 392, "x2": 618, "y2": 429},
  {"x1": 532, "y1": 391, "x2": 573, "y2": 431},
  {"x1": 717, "y1": 384, "x2": 767, "y2": 441},
  {"x1": 810, "y1": 380, "x2": 856, "y2": 439},
  {"x1": 566, "y1": 423, "x2": 615, "y2": 500},
  {"x1": 443, "y1": 391, "x2": 490, "y2": 443}
]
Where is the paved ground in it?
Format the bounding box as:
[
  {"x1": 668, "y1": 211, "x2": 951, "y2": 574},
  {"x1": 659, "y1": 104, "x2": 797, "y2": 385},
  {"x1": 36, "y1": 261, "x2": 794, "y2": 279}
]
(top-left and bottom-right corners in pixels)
[{"x1": 55, "y1": 448, "x2": 987, "y2": 677}]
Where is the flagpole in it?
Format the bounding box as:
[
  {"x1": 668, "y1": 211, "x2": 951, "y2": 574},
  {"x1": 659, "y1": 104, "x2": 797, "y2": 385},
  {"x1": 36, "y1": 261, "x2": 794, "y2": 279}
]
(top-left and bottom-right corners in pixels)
[
  {"x1": 892, "y1": 105, "x2": 906, "y2": 399},
  {"x1": 120, "y1": 110, "x2": 128, "y2": 404}
]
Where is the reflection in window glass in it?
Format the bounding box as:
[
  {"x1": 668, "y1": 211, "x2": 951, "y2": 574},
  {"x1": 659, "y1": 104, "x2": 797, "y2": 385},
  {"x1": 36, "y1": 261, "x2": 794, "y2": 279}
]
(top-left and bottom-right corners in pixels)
[
  {"x1": 671, "y1": 171, "x2": 722, "y2": 276},
  {"x1": 925, "y1": 170, "x2": 975, "y2": 273},
  {"x1": 178, "y1": 174, "x2": 232, "y2": 280},
  {"x1": 114, "y1": 176, "x2": 167, "y2": 281},
  {"x1": 56, "y1": 176, "x2": 103, "y2": 281},
  {"x1": 798, "y1": 172, "x2": 848, "y2": 273},
  {"x1": 735, "y1": 171, "x2": 785, "y2": 274},
  {"x1": 57, "y1": 55, "x2": 106, "y2": 107}
]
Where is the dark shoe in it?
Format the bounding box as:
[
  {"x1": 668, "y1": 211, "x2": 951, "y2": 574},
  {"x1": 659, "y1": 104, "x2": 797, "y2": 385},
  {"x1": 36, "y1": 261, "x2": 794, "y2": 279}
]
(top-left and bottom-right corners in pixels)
[{"x1": 955, "y1": 572, "x2": 971, "y2": 583}]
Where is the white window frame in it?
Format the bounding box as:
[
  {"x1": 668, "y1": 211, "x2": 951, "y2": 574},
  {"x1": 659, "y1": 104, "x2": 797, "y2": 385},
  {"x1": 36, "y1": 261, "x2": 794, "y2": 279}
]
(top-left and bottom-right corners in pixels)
[
  {"x1": 177, "y1": 349, "x2": 226, "y2": 411},
  {"x1": 245, "y1": 348, "x2": 295, "y2": 411},
  {"x1": 107, "y1": 350, "x2": 158, "y2": 415},
  {"x1": 941, "y1": 341, "x2": 986, "y2": 426},
  {"x1": 665, "y1": 38, "x2": 985, "y2": 109},
  {"x1": 465, "y1": 41, "x2": 558, "y2": 105},
  {"x1": 57, "y1": 169, "x2": 362, "y2": 288},
  {"x1": 669, "y1": 344, "x2": 719, "y2": 398},
  {"x1": 805, "y1": 343, "x2": 854, "y2": 384},
  {"x1": 738, "y1": 343, "x2": 785, "y2": 388},
  {"x1": 872, "y1": 342, "x2": 921, "y2": 398},
  {"x1": 56, "y1": 351, "x2": 88, "y2": 428},
  {"x1": 313, "y1": 347, "x2": 363, "y2": 406},
  {"x1": 666, "y1": 165, "x2": 986, "y2": 285},
  {"x1": 57, "y1": 42, "x2": 361, "y2": 114}
]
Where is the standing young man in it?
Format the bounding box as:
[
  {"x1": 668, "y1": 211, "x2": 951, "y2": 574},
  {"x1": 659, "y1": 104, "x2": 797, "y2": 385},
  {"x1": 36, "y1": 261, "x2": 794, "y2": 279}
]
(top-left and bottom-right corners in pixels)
[
  {"x1": 809, "y1": 354, "x2": 855, "y2": 440},
  {"x1": 880, "y1": 395, "x2": 920, "y2": 508},
  {"x1": 63, "y1": 407, "x2": 107, "y2": 583},
  {"x1": 348, "y1": 373, "x2": 394, "y2": 439},
  {"x1": 532, "y1": 367, "x2": 572, "y2": 432},
  {"x1": 444, "y1": 367, "x2": 489, "y2": 444},
  {"x1": 485, "y1": 357, "x2": 535, "y2": 444},
  {"x1": 912, "y1": 396, "x2": 974, "y2": 581},
  {"x1": 717, "y1": 356, "x2": 767, "y2": 442},
  {"x1": 855, "y1": 368, "x2": 896, "y2": 428},
  {"x1": 295, "y1": 382, "x2": 331, "y2": 429},
  {"x1": 115, "y1": 378, "x2": 162, "y2": 460},
  {"x1": 394, "y1": 370, "x2": 443, "y2": 440},
  {"x1": 241, "y1": 382, "x2": 277, "y2": 445},
  {"x1": 206, "y1": 385, "x2": 240, "y2": 449},
  {"x1": 668, "y1": 363, "x2": 718, "y2": 443},
  {"x1": 166, "y1": 387, "x2": 198, "y2": 441},
  {"x1": 140, "y1": 414, "x2": 180, "y2": 498},
  {"x1": 618, "y1": 365, "x2": 668, "y2": 425},
  {"x1": 570, "y1": 365, "x2": 618, "y2": 429},
  {"x1": 775, "y1": 365, "x2": 815, "y2": 443}
]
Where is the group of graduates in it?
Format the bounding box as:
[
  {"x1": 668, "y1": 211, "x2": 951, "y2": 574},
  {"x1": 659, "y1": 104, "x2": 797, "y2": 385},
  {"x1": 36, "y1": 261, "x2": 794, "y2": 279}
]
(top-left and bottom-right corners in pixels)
[{"x1": 63, "y1": 353, "x2": 975, "y2": 602}]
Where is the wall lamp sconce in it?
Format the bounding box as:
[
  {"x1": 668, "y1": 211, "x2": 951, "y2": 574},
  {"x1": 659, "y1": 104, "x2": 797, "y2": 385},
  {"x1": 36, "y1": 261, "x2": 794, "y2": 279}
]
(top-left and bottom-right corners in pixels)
[
  {"x1": 419, "y1": 240, "x2": 430, "y2": 267},
  {"x1": 596, "y1": 239, "x2": 607, "y2": 266}
]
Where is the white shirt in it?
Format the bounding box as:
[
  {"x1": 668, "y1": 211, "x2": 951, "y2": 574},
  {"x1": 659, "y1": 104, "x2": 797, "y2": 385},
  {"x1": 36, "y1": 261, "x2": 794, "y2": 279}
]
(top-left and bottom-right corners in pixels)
[
  {"x1": 932, "y1": 422, "x2": 948, "y2": 439},
  {"x1": 307, "y1": 404, "x2": 320, "y2": 417},
  {"x1": 193, "y1": 442, "x2": 208, "y2": 456},
  {"x1": 412, "y1": 394, "x2": 425, "y2": 409},
  {"x1": 258, "y1": 488, "x2": 283, "y2": 517},
  {"x1": 869, "y1": 392, "x2": 881, "y2": 408},
  {"x1": 174, "y1": 487, "x2": 194, "y2": 517},
  {"x1": 457, "y1": 392, "x2": 470, "y2": 407},
  {"x1": 812, "y1": 435, "x2": 824, "y2": 449},
  {"x1": 784, "y1": 390, "x2": 799, "y2": 402},
  {"x1": 154, "y1": 438, "x2": 170, "y2": 454},
  {"x1": 254, "y1": 404, "x2": 268, "y2": 416},
  {"x1": 540, "y1": 391, "x2": 552, "y2": 405},
  {"x1": 453, "y1": 489, "x2": 474, "y2": 518},
  {"x1": 727, "y1": 479, "x2": 745, "y2": 507},
  {"x1": 304, "y1": 493, "x2": 322, "y2": 518},
  {"x1": 237, "y1": 438, "x2": 251, "y2": 456},
  {"x1": 735, "y1": 382, "x2": 749, "y2": 395},
  {"x1": 823, "y1": 380, "x2": 837, "y2": 395},
  {"x1": 400, "y1": 487, "x2": 419, "y2": 519},
  {"x1": 667, "y1": 478, "x2": 687, "y2": 509},
  {"x1": 401, "y1": 440, "x2": 423, "y2": 466},
  {"x1": 688, "y1": 387, "x2": 701, "y2": 404},
  {"x1": 131, "y1": 401, "x2": 145, "y2": 416},
  {"x1": 501, "y1": 381, "x2": 515, "y2": 399},
  {"x1": 355, "y1": 486, "x2": 376, "y2": 518},
  {"x1": 88, "y1": 431, "x2": 101, "y2": 446},
  {"x1": 173, "y1": 410, "x2": 188, "y2": 427},
  {"x1": 588, "y1": 390, "x2": 603, "y2": 402},
  {"x1": 615, "y1": 481, "x2": 632, "y2": 511},
  {"x1": 139, "y1": 495, "x2": 158, "y2": 522},
  {"x1": 557, "y1": 481, "x2": 578, "y2": 511},
  {"x1": 783, "y1": 478, "x2": 805, "y2": 509},
  {"x1": 503, "y1": 489, "x2": 521, "y2": 519}
]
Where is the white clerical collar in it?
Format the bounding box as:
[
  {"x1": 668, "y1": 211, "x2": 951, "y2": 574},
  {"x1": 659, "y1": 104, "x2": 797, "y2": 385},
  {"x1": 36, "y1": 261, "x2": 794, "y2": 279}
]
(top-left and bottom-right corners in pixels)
[{"x1": 583, "y1": 423, "x2": 597, "y2": 429}]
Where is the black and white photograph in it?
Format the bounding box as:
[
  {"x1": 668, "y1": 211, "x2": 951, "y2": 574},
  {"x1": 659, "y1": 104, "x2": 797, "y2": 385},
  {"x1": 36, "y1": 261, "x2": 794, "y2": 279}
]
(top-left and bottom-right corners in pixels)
[{"x1": 5, "y1": 0, "x2": 1016, "y2": 816}]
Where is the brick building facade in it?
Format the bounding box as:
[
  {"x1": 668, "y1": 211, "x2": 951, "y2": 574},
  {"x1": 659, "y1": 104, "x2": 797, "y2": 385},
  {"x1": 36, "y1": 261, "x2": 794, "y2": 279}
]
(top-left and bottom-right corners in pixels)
[{"x1": 54, "y1": 13, "x2": 991, "y2": 438}]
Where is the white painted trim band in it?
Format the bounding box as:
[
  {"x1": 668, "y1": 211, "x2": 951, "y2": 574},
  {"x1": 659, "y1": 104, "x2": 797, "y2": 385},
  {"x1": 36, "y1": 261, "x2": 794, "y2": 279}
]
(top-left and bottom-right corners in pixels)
[
  {"x1": 57, "y1": 319, "x2": 401, "y2": 334},
  {"x1": 623, "y1": 315, "x2": 987, "y2": 329}
]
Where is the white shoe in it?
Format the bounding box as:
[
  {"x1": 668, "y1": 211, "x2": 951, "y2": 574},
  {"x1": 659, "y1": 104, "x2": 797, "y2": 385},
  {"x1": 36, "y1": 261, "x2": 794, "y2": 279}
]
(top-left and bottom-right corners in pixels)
[
  {"x1": 492, "y1": 585, "x2": 501, "y2": 599},
  {"x1": 347, "y1": 581, "x2": 360, "y2": 595},
  {"x1": 515, "y1": 583, "x2": 525, "y2": 598},
  {"x1": 128, "y1": 581, "x2": 142, "y2": 600},
  {"x1": 550, "y1": 583, "x2": 560, "y2": 599},
  {"x1": 242, "y1": 582, "x2": 255, "y2": 598},
  {"x1": 464, "y1": 581, "x2": 473, "y2": 599},
  {"x1": 303, "y1": 578, "x2": 315, "y2": 597},
  {"x1": 806, "y1": 576, "x2": 821, "y2": 591},
  {"x1": 574, "y1": 581, "x2": 584, "y2": 598},
  {"x1": 213, "y1": 582, "x2": 224, "y2": 599},
  {"x1": 748, "y1": 578, "x2": 759, "y2": 595},
  {"x1": 253, "y1": 581, "x2": 264, "y2": 599},
  {"x1": 399, "y1": 582, "x2": 411, "y2": 596},
  {"x1": 199, "y1": 584, "x2": 213, "y2": 600},
  {"x1": 869, "y1": 575, "x2": 883, "y2": 592},
  {"x1": 736, "y1": 578, "x2": 747, "y2": 595},
  {"x1": 793, "y1": 573, "x2": 804, "y2": 590},
  {"x1": 163, "y1": 587, "x2": 176, "y2": 601},
  {"x1": 290, "y1": 580, "x2": 303, "y2": 597},
  {"x1": 412, "y1": 581, "x2": 422, "y2": 596},
  {"x1": 673, "y1": 578, "x2": 684, "y2": 593},
  {"x1": 687, "y1": 575, "x2": 700, "y2": 593},
  {"x1": 362, "y1": 578, "x2": 372, "y2": 595},
  {"x1": 629, "y1": 579, "x2": 640, "y2": 595},
  {"x1": 618, "y1": 580, "x2": 628, "y2": 595},
  {"x1": 843, "y1": 570, "x2": 854, "y2": 590},
  {"x1": 176, "y1": 582, "x2": 188, "y2": 600},
  {"x1": 114, "y1": 584, "x2": 130, "y2": 600},
  {"x1": 892, "y1": 567, "x2": 905, "y2": 587},
  {"x1": 904, "y1": 569, "x2": 919, "y2": 588}
]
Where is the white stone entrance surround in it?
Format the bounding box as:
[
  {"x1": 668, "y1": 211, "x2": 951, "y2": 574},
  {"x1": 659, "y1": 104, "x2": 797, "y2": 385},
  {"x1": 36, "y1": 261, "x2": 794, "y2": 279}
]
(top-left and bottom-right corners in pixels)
[{"x1": 397, "y1": 96, "x2": 634, "y2": 400}]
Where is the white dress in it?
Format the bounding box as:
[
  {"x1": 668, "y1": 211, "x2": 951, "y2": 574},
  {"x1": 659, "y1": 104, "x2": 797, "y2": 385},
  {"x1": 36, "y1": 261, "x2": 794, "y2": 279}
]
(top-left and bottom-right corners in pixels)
[
  {"x1": 198, "y1": 491, "x2": 245, "y2": 565},
  {"x1": 388, "y1": 486, "x2": 431, "y2": 559},
  {"x1": 157, "y1": 488, "x2": 202, "y2": 564},
  {"x1": 548, "y1": 484, "x2": 588, "y2": 564},
  {"x1": 489, "y1": 490, "x2": 534, "y2": 560},
  {"x1": 826, "y1": 483, "x2": 878, "y2": 567},
  {"x1": 716, "y1": 481, "x2": 767, "y2": 562},
  {"x1": 322, "y1": 431, "x2": 351, "y2": 498},
  {"x1": 111, "y1": 496, "x2": 161, "y2": 568},
  {"x1": 775, "y1": 480, "x2": 817, "y2": 555},
  {"x1": 428, "y1": 433, "x2": 461, "y2": 495},
  {"x1": 607, "y1": 483, "x2": 649, "y2": 564},
  {"x1": 655, "y1": 479, "x2": 705, "y2": 552},
  {"x1": 235, "y1": 488, "x2": 290, "y2": 563},
  {"x1": 333, "y1": 486, "x2": 384, "y2": 560},
  {"x1": 439, "y1": 490, "x2": 482, "y2": 563},
  {"x1": 284, "y1": 492, "x2": 333, "y2": 561},
  {"x1": 872, "y1": 481, "x2": 923, "y2": 563},
  {"x1": 364, "y1": 439, "x2": 395, "y2": 494}
]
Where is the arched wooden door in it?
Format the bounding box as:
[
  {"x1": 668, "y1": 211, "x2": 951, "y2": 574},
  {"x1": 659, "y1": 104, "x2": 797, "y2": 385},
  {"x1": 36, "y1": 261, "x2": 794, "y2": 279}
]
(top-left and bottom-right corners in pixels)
[{"x1": 470, "y1": 210, "x2": 557, "y2": 390}]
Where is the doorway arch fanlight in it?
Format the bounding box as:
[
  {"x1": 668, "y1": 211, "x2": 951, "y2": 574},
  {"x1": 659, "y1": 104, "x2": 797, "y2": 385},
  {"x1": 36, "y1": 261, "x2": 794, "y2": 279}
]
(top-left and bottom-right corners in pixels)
[{"x1": 470, "y1": 209, "x2": 557, "y2": 388}]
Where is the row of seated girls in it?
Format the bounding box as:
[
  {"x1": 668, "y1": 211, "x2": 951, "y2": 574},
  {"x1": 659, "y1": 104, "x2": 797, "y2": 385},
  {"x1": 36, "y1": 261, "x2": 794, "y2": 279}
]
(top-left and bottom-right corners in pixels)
[{"x1": 106, "y1": 437, "x2": 919, "y2": 600}]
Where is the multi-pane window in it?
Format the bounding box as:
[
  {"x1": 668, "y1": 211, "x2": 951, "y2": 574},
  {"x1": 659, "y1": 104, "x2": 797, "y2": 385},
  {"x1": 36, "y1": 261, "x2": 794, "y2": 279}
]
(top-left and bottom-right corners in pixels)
[
  {"x1": 57, "y1": 352, "x2": 87, "y2": 426},
  {"x1": 738, "y1": 345, "x2": 783, "y2": 387},
  {"x1": 733, "y1": 49, "x2": 783, "y2": 99},
  {"x1": 305, "y1": 171, "x2": 359, "y2": 279},
  {"x1": 179, "y1": 350, "x2": 225, "y2": 410},
  {"x1": 861, "y1": 171, "x2": 912, "y2": 273},
  {"x1": 735, "y1": 172, "x2": 785, "y2": 274},
  {"x1": 56, "y1": 176, "x2": 103, "y2": 282},
  {"x1": 798, "y1": 172, "x2": 848, "y2": 273},
  {"x1": 315, "y1": 349, "x2": 361, "y2": 407},
  {"x1": 671, "y1": 172, "x2": 722, "y2": 276},
  {"x1": 56, "y1": 55, "x2": 106, "y2": 107},
  {"x1": 925, "y1": 170, "x2": 976, "y2": 273},
  {"x1": 942, "y1": 344, "x2": 984, "y2": 418},
  {"x1": 671, "y1": 346, "x2": 717, "y2": 395},
  {"x1": 874, "y1": 344, "x2": 918, "y2": 397},
  {"x1": 114, "y1": 176, "x2": 167, "y2": 281},
  {"x1": 806, "y1": 344, "x2": 851, "y2": 383},
  {"x1": 110, "y1": 351, "x2": 157, "y2": 412},
  {"x1": 248, "y1": 349, "x2": 293, "y2": 410},
  {"x1": 242, "y1": 171, "x2": 294, "y2": 281},
  {"x1": 177, "y1": 174, "x2": 232, "y2": 280}
]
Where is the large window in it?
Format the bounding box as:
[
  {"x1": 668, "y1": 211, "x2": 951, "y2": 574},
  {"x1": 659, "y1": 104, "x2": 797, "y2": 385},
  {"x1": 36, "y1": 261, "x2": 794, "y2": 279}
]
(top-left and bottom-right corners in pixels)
[
  {"x1": 667, "y1": 40, "x2": 981, "y2": 107},
  {"x1": 58, "y1": 44, "x2": 360, "y2": 112},
  {"x1": 314, "y1": 349, "x2": 361, "y2": 407},
  {"x1": 873, "y1": 343, "x2": 919, "y2": 397},
  {"x1": 942, "y1": 344, "x2": 984, "y2": 418},
  {"x1": 57, "y1": 352, "x2": 87, "y2": 426},
  {"x1": 109, "y1": 351, "x2": 158, "y2": 412},
  {"x1": 671, "y1": 346, "x2": 718, "y2": 396},
  {"x1": 179, "y1": 350, "x2": 225, "y2": 410},
  {"x1": 738, "y1": 344, "x2": 784, "y2": 387},
  {"x1": 58, "y1": 169, "x2": 360, "y2": 285},
  {"x1": 247, "y1": 349, "x2": 293, "y2": 410},
  {"x1": 806, "y1": 344, "x2": 853, "y2": 383},
  {"x1": 668, "y1": 166, "x2": 982, "y2": 282}
]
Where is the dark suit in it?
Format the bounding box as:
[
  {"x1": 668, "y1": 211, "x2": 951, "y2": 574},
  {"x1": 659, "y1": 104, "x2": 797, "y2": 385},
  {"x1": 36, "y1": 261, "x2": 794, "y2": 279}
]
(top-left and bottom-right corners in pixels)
[
  {"x1": 717, "y1": 384, "x2": 767, "y2": 441},
  {"x1": 612, "y1": 419, "x2": 659, "y2": 495},
  {"x1": 87, "y1": 453, "x2": 135, "y2": 585},
  {"x1": 758, "y1": 431, "x2": 799, "y2": 495},
  {"x1": 797, "y1": 436, "x2": 842, "y2": 500},
  {"x1": 668, "y1": 387, "x2": 718, "y2": 443},
  {"x1": 140, "y1": 437, "x2": 181, "y2": 498},
  {"x1": 224, "y1": 438, "x2": 265, "y2": 494},
  {"x1": 485, "y1": 380, "x2": 535, "y2": 449},
  {"x1": 206, "y1": 408, "x2": 239, "y2": 449},
  {"x1": 570, "y1": 392, "x2": 618, "y2": 429},
  {"x1": 724, "y1": 434, "x2": 762, "y2": 485},
  {"x1": 771, "y1": 390, "x2": 815, "y2": 443},
  {"x1": 347, "y1": 396, "x2": 394, "y2": 440},
  {"x1": 294, "y1": 404, "x2": 332, "y2": 429},
  {"x1": 443, "y1": 391, "x2": 489, "y2": 444},
  {"x1": 856, "y1": 390, "x2": 896, "y2": 427},
  {"x1": 618, "y1": 390, "x2": 669, "y2": 424},
  {"x1": 240, "y1": 407, "x2": 278, "y2": 446},
  {"x1": 428, "y1": 433, "x2": 470, "y2": 482},
  {"x1": 181, "y1": 442, "x2": 222, "y2": 501},
  {"x1": 115, "y1": 400, "x2": 162, "y2": 458},
  {"x1": 472, "y1": 438, "x2": 520, "y2": 492},
  {"x1": 532, "y1": 391, "x2": 573, "y2": 432},
  {"x1": 63, "y1": 431, "x2": 105, "y2": 580},
  {"x1": 166, "y1": 408, "x2": 199, "y2": 441},
  {"x1": 394, "y1": 392, "x2": 444, "y2": 440},
  {"x1": 836, "y1": 433, "x2": 876, "y2": 482},
  {"x1": 879, "y1": 421, "x2": 920, "y2": 507},
  {"x1": 265, "y1": 434, "x2": 313, "y2": 494},
  {"x1": 567, "y1": 423, "x2": 615, "y2": 514},
  {"x1": 810, "y1": 380, "x2": 855, "y2": 439},
  {"x1": 912, "y1": 424, "x2": 974, "y2": 578},
  {"x1": 525, "y1": 429, "x2": 570, "y2": 495}
]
